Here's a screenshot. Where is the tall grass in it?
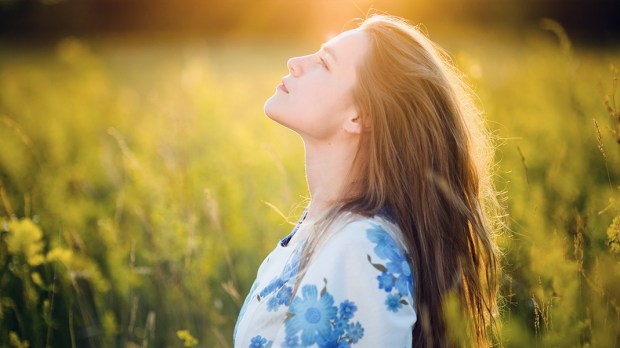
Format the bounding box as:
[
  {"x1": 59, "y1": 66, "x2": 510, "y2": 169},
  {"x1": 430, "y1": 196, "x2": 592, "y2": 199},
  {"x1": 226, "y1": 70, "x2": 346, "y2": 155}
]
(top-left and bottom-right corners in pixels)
[{"x1": 0, "y1": 24, "x2": 618, "y2": 347}]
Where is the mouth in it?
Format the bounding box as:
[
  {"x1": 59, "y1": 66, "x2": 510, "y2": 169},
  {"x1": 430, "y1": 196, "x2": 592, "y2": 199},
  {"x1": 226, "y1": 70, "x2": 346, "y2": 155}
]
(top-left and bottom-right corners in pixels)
[{"x1": 277, "y1": 80, "x2": 289, "y2": 94}]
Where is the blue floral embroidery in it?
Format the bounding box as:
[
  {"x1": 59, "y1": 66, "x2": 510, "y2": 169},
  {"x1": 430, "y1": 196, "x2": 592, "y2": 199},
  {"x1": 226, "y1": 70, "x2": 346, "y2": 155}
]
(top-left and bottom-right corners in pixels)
[
  {"x1": 346, "y1": 322, "x2": 364, "y2": 343},
  {"x1": 258, "y1": 248, "x2": 300, "y2": 312},
  {"x1": 256, "y1": 211, "x2": 306, "y2": 314},
  {"x1": 249, "y1": 335, "x2": 273, "y2": 348},
  {"x1": 285, "y1": 282, "x2": 365, "y2": 347},
  {"x1": 260, "y1": 277, "x2": 285, "y2": 298},
  {"x1": 385, "y1": 294, "x2": 403, "y2": 312},
  {"x1": 266, "y1": 284, "x2": 294, "y2": 312},
  {"x1": 376, "y1": 272, "x2": 394, "y2": 292},
  {"x1": 316, "y1": 330, "x2": 352, "y2": 348},
  {"x1": 339, "y1": 300, "x2": 357, "y2": 320},
  {"x1": 332, "y1": 318, "x2": 348, "y2": 336},
  {"x1": 285, "y1": 284, "x2": 337, "y2": 345},
  {"x1": 277, "y1": 285, "x2": 293, "y2": 303},
  {"x1": 282, "y1": 335, "x2": 300, "y2": 348},
  {"x1": 367, "y1": 223, "x2": 414, "y2": 312},
  {"x1": 386, "y1": 256, "x2": 412, "y2": 297},
  {"x1": 266, "y1": 296, "x2": 279, "y2": 311}
]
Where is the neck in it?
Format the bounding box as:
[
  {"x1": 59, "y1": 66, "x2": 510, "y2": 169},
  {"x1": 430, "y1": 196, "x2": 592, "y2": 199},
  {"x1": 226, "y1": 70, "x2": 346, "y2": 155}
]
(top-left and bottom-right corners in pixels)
[{"x1": 303, "y1": 136, "x2": 359, "y2": 221}]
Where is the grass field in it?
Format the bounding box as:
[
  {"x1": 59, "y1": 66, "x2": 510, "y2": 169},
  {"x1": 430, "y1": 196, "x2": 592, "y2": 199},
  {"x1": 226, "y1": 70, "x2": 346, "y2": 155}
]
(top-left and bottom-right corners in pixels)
[{"x1": 0, "y1": 23, "x2": 619, "y2": 347}]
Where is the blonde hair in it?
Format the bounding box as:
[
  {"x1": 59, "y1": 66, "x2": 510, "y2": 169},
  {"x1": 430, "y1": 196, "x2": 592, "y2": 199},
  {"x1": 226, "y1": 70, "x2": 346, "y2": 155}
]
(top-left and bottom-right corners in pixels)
[{"x1": 295, "y1": 14, "x2": 501, "y2": 347}]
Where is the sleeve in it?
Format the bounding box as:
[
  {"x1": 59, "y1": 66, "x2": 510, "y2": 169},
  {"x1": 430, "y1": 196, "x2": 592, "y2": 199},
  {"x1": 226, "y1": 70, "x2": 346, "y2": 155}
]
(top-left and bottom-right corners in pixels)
[{"x1": 273, "y1": 219, "x2": 417, "y2": 348}]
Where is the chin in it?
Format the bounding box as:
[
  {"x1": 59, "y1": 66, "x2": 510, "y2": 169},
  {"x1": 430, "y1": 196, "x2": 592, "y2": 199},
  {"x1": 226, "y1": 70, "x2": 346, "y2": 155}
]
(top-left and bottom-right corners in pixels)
[
  {"x1": 264, "y1": 96, "x2": 283, "y2": 122},
  {"x1": 263, "y1": 96, "x2": 274, "y2": 117},
  {"x1": 264, "y1": 96, "x2": 304, "y2": 134}
]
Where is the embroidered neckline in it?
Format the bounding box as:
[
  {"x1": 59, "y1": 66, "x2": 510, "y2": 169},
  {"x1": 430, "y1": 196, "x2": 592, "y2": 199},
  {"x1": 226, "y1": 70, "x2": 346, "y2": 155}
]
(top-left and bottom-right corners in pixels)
[{"x1": 280, "y1": 208, "x2": 309, "y2": 247}]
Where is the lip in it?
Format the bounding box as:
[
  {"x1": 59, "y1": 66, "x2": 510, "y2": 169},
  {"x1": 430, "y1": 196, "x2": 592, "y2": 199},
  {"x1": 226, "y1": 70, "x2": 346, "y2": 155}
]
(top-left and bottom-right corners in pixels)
[{"x1": 277, "y1": 79, "x2": 289, "y2": 93}]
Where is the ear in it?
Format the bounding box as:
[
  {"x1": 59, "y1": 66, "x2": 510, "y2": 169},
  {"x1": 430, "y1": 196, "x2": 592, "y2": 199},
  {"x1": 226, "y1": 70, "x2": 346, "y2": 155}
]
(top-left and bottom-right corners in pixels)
[{"x1": 343, "y1": 115, "x2": 362, "y2": 135}]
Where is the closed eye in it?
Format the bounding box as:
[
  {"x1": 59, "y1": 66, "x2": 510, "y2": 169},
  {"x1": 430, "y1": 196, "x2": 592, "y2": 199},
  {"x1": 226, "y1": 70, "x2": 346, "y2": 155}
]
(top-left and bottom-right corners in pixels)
[{"x1": 319, "y1": 57, "x2": 330, "y2": 71}]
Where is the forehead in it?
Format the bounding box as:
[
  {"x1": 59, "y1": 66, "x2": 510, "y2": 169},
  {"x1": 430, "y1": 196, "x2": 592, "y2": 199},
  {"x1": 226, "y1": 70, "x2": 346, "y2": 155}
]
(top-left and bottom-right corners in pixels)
[{"x1": 323, "y1": 28, "x2": 369, "y2": 67}]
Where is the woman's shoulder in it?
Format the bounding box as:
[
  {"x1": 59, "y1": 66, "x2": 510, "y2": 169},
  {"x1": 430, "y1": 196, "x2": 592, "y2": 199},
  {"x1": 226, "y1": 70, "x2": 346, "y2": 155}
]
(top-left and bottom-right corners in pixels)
[
  {"x1": 320, "y1": 212, "x2": 408, "y2": 258},
  {"x1": 338, "y1": 211, "x2": 401, "y2": 237},
  {"x1": 303, "y1": 212, "x2": 416, "y2": 326}
]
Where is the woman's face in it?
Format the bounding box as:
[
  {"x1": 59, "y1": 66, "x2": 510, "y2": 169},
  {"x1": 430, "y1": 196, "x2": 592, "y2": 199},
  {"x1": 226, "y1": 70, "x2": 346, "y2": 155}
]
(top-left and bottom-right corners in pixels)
[{"x1": 264, "y1": 28, "x2": 369, "y2": 142}]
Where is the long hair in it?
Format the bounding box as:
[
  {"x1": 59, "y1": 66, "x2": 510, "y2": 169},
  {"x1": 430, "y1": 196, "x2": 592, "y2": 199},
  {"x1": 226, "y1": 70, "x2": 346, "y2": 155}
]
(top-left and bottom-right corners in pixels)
[{"x1": 295, "y1": 14, "x2": 501, "y2": 347}]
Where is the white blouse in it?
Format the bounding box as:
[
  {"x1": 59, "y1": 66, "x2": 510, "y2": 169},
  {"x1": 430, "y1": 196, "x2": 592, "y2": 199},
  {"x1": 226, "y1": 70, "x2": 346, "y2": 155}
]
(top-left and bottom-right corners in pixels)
[{"x1": 234, "y1": 213, "x2": 417, "y2": 348}]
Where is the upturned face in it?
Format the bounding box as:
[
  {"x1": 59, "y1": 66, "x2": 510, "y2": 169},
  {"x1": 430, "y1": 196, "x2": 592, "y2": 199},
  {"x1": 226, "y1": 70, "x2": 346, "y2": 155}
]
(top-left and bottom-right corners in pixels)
[{"x1": 264, "y1": 28, "x2": 370, "y2": 142}]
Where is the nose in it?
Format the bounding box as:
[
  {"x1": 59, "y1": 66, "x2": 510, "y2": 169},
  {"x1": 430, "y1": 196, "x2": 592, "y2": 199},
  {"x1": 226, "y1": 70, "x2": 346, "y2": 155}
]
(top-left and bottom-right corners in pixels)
[
  {"x1": 287, "y1": 56, "x2": 302, "y2": 77},
  {"x1": 287, "y1": 54, "x2": 314, "y2": 77}
]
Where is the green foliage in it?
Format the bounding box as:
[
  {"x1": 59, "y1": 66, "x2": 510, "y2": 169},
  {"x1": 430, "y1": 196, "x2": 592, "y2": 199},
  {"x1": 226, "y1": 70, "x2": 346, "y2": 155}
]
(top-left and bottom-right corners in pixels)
[
  {"x1": 442, "y1": 291, "x2": 471, "y2": 346},
  {"x1": 459, "y1": 24, "x2": 620, "y2": 346},
  {"x1": 0, "y1": 25, "x2": 619, "y2": 347}
]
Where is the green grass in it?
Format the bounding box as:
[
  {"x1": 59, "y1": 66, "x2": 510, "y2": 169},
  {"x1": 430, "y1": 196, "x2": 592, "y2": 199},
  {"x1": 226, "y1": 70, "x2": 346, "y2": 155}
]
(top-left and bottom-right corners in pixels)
[{"x1": 0, "y1": 25, "x2": 618, "y2": 347}]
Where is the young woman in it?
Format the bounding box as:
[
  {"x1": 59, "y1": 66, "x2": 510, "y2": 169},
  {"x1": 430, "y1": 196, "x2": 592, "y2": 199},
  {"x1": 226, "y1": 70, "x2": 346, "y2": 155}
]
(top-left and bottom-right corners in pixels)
[{"x1": 234, "y1": 14, "x2": 500, "y2": 347}]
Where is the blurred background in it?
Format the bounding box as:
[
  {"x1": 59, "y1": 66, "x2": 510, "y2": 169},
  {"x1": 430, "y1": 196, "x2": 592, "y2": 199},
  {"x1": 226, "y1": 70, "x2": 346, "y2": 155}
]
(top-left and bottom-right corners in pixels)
[
  {"x1": 1, "y1": 0, "x2": 620, "y2": 42},
  {"x1": 0, "y1": 0, "x2": 619, "y2": 347}
]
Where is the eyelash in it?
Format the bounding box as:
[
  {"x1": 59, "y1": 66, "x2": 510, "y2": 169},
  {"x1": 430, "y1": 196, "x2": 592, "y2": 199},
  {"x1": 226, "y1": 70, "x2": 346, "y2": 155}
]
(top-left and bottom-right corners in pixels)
[{"x1": 319, "y1": 57, "x2": 329, "y2": 70}]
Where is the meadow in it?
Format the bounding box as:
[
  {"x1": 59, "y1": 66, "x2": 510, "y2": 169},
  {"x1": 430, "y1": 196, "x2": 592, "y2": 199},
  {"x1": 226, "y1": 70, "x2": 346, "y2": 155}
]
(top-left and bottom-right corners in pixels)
[{"x1": 0, "y1": 22, "x2": 619, "y2": 347}]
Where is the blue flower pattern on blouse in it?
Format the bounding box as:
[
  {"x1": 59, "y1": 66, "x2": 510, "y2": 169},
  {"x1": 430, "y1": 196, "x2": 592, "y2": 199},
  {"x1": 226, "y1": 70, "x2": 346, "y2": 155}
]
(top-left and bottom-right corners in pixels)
[
  {"x1": 236, "y1": 217, "x2": 415, "y2": 347},
  {"x1": 250, "y1": 335, "x2": 273, "y2": 348},
  {"x1": 385, "y1": 293, "x2": 403, "y2": 312},
  {"x1": 267, "y1": 284, "x2": 294, "y2": 312},
  {"x1": 258, "y1": 248, "x2": 301, "y2": 312},
  {"x1": 366, "y1": 223, "x2": 414, "y2": 312},
  {"x1": 284, "y1": 282, "x2": 364, "y2": 347}
]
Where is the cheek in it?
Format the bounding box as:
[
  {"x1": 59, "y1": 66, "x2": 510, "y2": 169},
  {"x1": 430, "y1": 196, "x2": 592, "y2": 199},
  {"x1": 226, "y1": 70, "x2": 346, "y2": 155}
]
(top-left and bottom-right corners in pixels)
[{"x1": 301, "y1": 80, "x2": 353, "y2": 116}]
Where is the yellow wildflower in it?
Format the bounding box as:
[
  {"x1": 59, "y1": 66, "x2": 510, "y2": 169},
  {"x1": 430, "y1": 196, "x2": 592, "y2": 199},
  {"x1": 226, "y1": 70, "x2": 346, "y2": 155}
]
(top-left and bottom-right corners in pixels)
[
  {"x1": 46, "y1": 247, "x2": 73, "y2": 264},
  {"x1": 9, "y1": 331, "x2": 30, "y2": 348},
  {"x1": 176, "y1": 330, "x2": 198, "y2": 347},
  {"x1": 6, "y1": 219, "x2": 45, "y2": 266},
  {"x1": 31, "y1": 272, "x2": 43, "y2": 287}
]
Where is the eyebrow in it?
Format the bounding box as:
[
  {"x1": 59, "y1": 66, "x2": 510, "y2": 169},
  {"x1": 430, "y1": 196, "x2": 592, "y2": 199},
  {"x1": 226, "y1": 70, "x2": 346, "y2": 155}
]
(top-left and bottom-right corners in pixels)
[{"x1": 321, "y1": 45, "x2": 338, "y2": 64}]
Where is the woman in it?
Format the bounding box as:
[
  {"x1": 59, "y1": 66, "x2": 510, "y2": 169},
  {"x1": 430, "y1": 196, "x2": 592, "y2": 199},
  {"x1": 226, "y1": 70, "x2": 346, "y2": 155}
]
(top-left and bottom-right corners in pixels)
[{"x1": 235, "y1": 14, "x2": 500, "y2": 347}]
